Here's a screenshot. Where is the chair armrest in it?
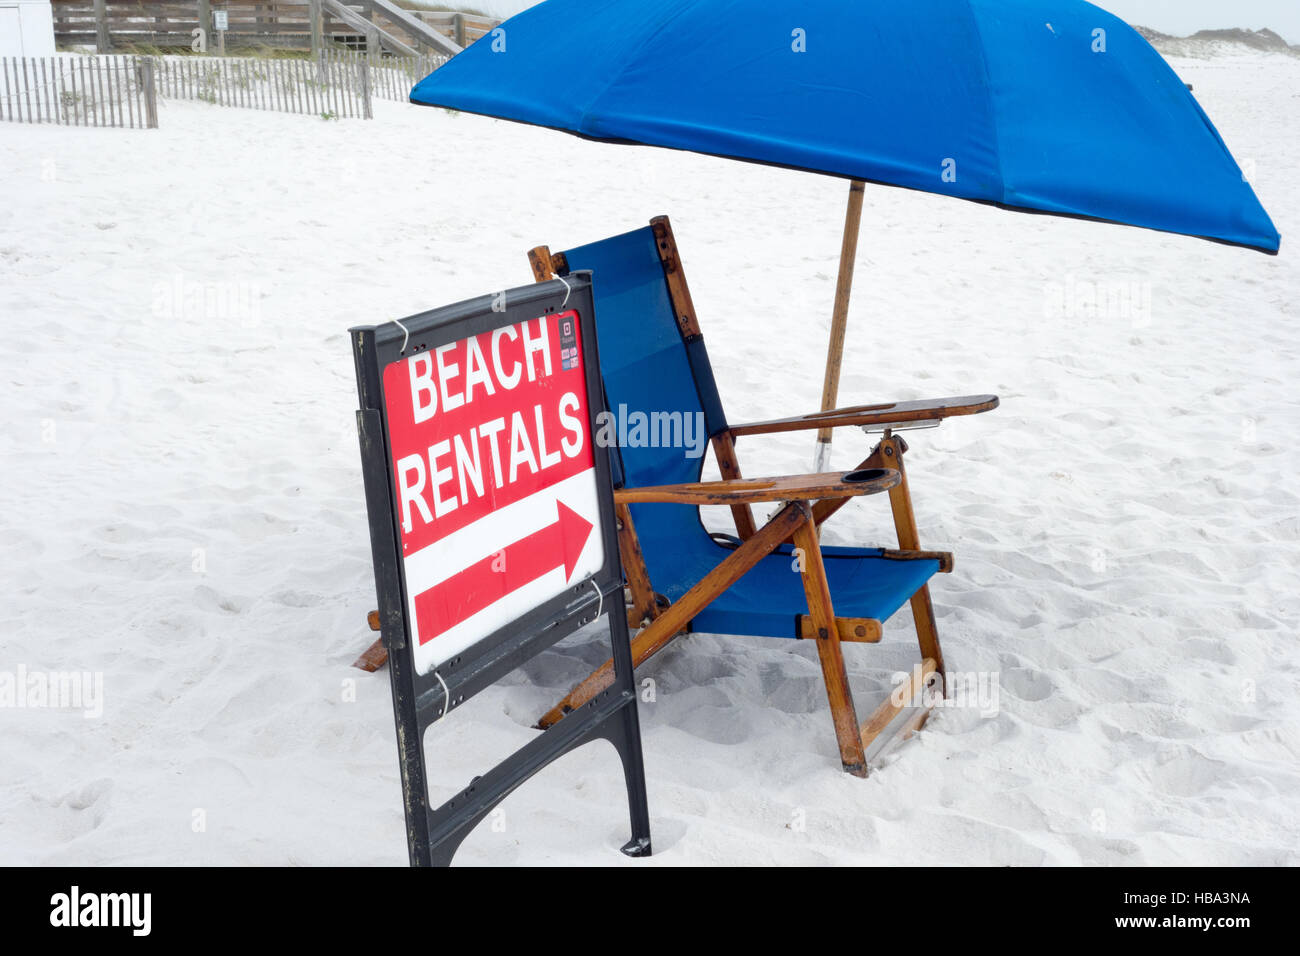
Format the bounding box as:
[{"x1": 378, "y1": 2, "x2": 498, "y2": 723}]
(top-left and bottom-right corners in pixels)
[
  {"x1": 614, "y1": 469, "x2": 899, "y2": 506},
  {"x1": 728, "y1": 394, "x2": 999, "y2": 437}
]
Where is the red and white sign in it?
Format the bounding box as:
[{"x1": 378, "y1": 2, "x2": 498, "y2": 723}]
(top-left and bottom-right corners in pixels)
[{"x1": 382, "y1": 309, "x2": 604, "y2": 675}]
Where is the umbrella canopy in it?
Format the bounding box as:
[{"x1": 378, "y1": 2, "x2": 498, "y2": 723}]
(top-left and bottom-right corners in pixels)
[{"x1": 411, "y1": 0, "x2": 1278, "y2": 254}]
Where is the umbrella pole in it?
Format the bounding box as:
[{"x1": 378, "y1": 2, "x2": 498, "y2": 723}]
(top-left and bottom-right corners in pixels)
[{"x1": 813, "y1": 179, "x2": 866, "y2": 473}]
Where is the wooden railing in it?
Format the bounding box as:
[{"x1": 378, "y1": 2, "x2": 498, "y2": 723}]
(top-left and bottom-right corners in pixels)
[
  {"x1": 50, "y1": 1, "x2": 498, "y2": 55},
  {"x1": 411, "y1": 10, "x2": 497, "y2": 47}
]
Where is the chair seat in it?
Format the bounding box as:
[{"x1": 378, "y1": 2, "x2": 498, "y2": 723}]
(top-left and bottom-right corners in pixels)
[
  {"x1": 562, "y1": 224, "x2": 939, "y2": 641},
  {"x1": 637, "y1": 506, "x2": 938, "y2": 639}
]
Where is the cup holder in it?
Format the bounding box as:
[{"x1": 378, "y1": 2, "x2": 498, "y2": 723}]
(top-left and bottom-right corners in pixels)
[{"x1": 842, "y1": 467, "x2": 890, "y2": 484}]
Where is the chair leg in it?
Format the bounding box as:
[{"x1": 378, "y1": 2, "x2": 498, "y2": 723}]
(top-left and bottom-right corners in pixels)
[
  {"x1": 906, "y1": 586, "x2": 945, "y2": 689},
  {"x1": 536, "y1": 503, "x2": 808, "y2": 729},
  {"x1": 878, "y1": 434, "x2": 947, "y2": 688},
  {"x1": 792, "y1": 504, "x2": 867, "y2": 776},
  {"x1": 616, "y1": 503, "x2": 660, "y2": 630},
  {"x1": 352, "y1": 610, "x2": 387, "y2": 671},
  {"x1": 352, "y1": 636, "x2": 387, "y2": 672}
]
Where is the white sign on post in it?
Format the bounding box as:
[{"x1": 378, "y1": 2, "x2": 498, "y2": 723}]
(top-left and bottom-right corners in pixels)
[{"x1": 213, "y1": 10, "x2": 228, "y2": 31}]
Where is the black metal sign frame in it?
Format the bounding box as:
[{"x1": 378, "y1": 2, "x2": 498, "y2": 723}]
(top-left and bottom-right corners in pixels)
[{"x1": 350, "y1": 273, "x2": 651, "y2": 866}]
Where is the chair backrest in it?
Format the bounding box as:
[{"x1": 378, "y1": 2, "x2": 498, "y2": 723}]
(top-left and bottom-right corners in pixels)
[
  {"x1": 552, "y1": 222, "x2": 737, "y2": 565},
  {"x1": 560, "y1": 224, "x2": 724, "y2": 492}
]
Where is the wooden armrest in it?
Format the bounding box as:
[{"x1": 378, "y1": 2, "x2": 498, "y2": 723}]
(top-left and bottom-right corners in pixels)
[
  {"x1": 879, "y1": 549, "x2": 954, "y2": 573},
  {"x1": 728, "y1": 394, "x2": 999, "y2": 437},
  {"x1": 614, "y1": 469, "x2": 899, "y2": 506}
]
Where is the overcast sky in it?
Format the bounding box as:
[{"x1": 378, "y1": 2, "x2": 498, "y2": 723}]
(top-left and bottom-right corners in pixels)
[{"x1": 474, "y1": 1, "x2": 1298, "y2": 46}]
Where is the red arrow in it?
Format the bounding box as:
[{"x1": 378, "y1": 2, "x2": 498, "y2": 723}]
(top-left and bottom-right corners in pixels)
[{"x1": 413, "y1": 500, "x2": 594, "y2": 645}]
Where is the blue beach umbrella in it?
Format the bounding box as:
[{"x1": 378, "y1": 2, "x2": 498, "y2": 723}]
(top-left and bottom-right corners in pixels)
[{"x1": 410, "y1": 0, "x2": 1279, "y2": 462}]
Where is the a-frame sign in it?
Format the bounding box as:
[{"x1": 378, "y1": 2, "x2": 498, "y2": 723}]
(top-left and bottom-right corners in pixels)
[{"x1": 350, "y1": 273, "x2": 652, "y2": 866}]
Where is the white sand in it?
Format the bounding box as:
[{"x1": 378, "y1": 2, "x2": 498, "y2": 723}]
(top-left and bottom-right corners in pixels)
[{"x1": 1, "y1": 50, "x2": 1297, "y2": 866}]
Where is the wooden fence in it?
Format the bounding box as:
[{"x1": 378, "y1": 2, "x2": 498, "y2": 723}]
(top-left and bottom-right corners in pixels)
[
  {"x1": 0, "y1": 55, "x2": 158, "y2": 127},
  {"x1": 151, "y1": 49, "x2": 373, "y2": 116},
  {"x1": 0, "y1": 50, "x2": 443, "y2": 127},
  {"x1": 50, "y1": 1, "x2": 496, "y2": 55},
  {"x1": 147, "y1": 48, "x2": 443, "y2": 116},
  {"x1": 360, "y1": 49, "x2": 442, "y2": 101}
]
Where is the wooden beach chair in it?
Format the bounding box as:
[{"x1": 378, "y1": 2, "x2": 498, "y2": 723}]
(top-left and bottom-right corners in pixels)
[{"x1": 518, "y1": 216, "x2": 998, "y2": 774}]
